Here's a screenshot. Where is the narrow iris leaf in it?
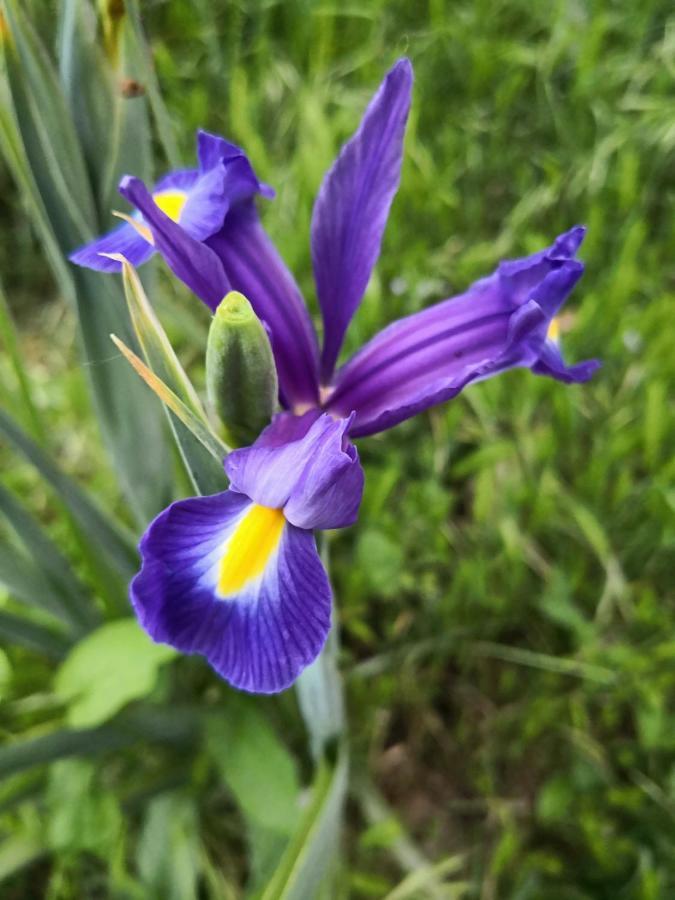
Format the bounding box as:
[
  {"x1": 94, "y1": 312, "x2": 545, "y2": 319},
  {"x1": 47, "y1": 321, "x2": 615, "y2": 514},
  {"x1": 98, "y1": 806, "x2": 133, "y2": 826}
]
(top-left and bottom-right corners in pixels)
[
  {"x1": 2, "y1": 0, "x2": 98, "y2": 237},
  {"x1": 0, "y1": 707, "x2": 200, "y2": 779},
  {"x1": 117, "y1": 255, "x2": 228, "y2": 494},
  {"x1": 0, "y1": 408, "x2": 137, "y2": 578},
  {"x1": 0, "y1": 609, "x2": 71, "y2": 659},
  {"x1": 0, "y1": 541, "x2": 74, "y2": 626},
  {"x1": 0, "y1": 0, "x2": 172, "y2": 523},
  {"x1": 111, "y1": 335, "x2": 230, "y2": 463},
  {"x1": 0, "y1": 484, "x2": 97, "y2": 632},
  {"x1": 261, "y1": 748, "x2": 348, "y2": 900},
  {"x1": 124, "y1": 0, "x2": 181, "y2": 169}
]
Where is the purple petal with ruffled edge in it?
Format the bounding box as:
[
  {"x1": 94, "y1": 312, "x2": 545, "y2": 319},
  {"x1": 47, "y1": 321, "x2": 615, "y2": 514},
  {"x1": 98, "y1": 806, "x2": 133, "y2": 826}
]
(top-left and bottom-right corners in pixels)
[
  {"x1": 131, "y1": 491, "x2": 331, "y2": 693},
  {"x1": 69, "y1": 129, "x2": 268, "y2": 275},
  {"x1": 206, "y1": 203, "x2": 320, "y2": 408},
  {"x1": 225, "y1": 413, "x2": 363, "y2": 530},
  {"x1": 312, "y1": 58, "x2": 413, "y2": 383},
  {"x1": 325, "y1": 227, "x2": 599, "y2": 437}
]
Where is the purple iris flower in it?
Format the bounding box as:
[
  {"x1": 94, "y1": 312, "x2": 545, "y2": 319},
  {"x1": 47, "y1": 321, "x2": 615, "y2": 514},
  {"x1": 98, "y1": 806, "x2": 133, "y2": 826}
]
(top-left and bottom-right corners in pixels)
[
  {"x1": 132, "y1": 413, "x2": 363, "y2": 693},
  {"x1": 75, "y1": 57, "x2": 598, "y2": 429},
  {"x1": 70, "y1": 131, "x2": 274, "y2": 274},
  {"x1": 73, "y1": 59, "x2": 600, "y2": 693}
]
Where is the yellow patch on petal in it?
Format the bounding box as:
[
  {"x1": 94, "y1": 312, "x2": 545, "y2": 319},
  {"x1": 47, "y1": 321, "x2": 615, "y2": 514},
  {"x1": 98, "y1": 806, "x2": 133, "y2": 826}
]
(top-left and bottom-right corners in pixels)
[
  {"x1": 153, "y1": 189, "x2": 187, "y2": 223},
  {"x1": 547, "y1": 316, "x2": 561, "y2": 343},
  {"x1": 217, "y1": 504, "x2": 285, "y2": 597}
]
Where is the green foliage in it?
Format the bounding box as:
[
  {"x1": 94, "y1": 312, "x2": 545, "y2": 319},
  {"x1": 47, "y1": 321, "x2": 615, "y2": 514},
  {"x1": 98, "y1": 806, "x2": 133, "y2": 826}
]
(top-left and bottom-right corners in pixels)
[
  {"x1": 54, "y1": 618, "x2": 176, "y2": 728},
  {"x1": 0, "y1": 0, "x2": 673, "y2": 897}
]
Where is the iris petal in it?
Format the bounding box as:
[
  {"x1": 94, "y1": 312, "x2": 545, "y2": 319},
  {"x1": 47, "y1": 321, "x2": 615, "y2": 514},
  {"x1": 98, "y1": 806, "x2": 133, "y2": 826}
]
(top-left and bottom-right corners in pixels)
[
  {"x1": 69, "y1": 221, "x2": 155, "y2": 273},
  {"x1": 206, "y1": 203, "x2": 321, "y2": 409},
  {"x1": 326, "y1": 229, "x2": 596, "y2": 436},
  {"x1": 131, "y1": 490, "x2": 331, "y2": 694},
  {"x1": 225, "y1": 413, "x2": 364, "y2": 531},
  {"x1": 311, "y1": 58, "x2": 413, "y2": 382}
]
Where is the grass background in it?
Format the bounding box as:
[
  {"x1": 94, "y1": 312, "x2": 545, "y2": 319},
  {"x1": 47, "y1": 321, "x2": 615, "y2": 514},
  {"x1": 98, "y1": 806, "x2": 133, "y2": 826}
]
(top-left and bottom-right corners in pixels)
[{"x1": 1, "y1": 0, "x2": 674, "y2": 897}]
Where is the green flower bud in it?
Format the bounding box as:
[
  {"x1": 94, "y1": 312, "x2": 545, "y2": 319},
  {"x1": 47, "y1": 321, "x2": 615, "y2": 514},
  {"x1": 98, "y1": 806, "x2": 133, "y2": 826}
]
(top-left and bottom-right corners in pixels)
[{"x1": 206, "y1": 291, "x2": 278, "y2": 447}]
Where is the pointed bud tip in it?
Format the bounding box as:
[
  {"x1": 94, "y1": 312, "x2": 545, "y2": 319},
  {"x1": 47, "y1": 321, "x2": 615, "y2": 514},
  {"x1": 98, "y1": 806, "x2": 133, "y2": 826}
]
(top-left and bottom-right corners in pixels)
[{"x1": 215, "y1": 291, "x2": 256, "y2": 326}]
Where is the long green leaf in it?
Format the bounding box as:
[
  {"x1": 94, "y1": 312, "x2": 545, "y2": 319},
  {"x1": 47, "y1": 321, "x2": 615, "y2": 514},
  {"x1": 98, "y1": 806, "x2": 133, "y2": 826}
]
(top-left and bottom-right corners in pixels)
[
  {"x1": 0, "y1": 542, "x2": 72, "y2": 625},
  {"x1": 0, "y1": 1, "x2": 172, "y2": 524},
  {"x1": 0, "y1": 484, "x2": 97, "y2": 632},
  {"x1": 296, "y1": 542, "x2": 344, "y2": 761},
  {"x1": 119, "y1": 258, "x2": 228, "y2": 495},
  {"x1": 0, "y1": 706, "x2": 200, "y2": 779},
  {"x1": 261, "y1": 747, "x2": 348, "y2": 900},
  {"x1": 0, "y1": 408, "x2": 137, "y2": 578},
  {"x1": 2, "y1": 0, "x2": 97, "y2": 237},
  {"x1": 124, "y1": 0, "x2": 180, "y2": 169},
  {"x1": 0, "y1": 279, "x2": 43, "y2": 440},
  {"x1": 0, "y1": 610, "x2": 71, "y2": 659},
  {"x1": 111, "y1": 335, "x2": 230, "y2": 464}
]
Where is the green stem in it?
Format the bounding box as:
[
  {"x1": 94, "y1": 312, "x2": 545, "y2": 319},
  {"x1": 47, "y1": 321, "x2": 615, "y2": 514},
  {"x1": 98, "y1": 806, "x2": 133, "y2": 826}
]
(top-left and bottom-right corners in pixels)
[{"x1": 295, "y1": 535, "x2": 345, "y2": 760}]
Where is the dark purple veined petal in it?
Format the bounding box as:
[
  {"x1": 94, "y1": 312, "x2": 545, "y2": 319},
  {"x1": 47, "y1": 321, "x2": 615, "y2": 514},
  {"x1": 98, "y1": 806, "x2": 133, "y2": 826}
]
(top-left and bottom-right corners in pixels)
[
  {"x1": 325, "y1": 229, "x2": 597, "y2": 436},
  {"x1": 131, "y1": 490, "x2": 331, "y2": 694},
  {"x1": 311, "y1": 58, "x2": 413, "y2": 383},
  {"x1": 225, "y1": 413, "x2": 363, "y2": 531},
  {"x1": 120, "y1": 176, "x2": 231, "y2": 308},
  {"x1": 206, "y1": 202, "x2": 321, "y2": 408}
]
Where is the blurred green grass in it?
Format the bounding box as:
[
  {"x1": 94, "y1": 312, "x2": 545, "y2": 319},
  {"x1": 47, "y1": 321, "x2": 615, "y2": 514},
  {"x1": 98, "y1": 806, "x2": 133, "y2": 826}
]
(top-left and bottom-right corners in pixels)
[{"x1": 1, "y1": 0, "x2": 674, "y2": 897}]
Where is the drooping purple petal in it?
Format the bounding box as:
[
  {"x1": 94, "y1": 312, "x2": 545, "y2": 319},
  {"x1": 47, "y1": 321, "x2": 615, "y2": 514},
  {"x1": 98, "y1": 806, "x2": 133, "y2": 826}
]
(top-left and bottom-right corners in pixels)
[
  {"x1": 69, "y1": 221, "x2": 155, "y2": 273},
  {"x1": 131, "y1": 490, "x2": 331, "y2": 693},
  {"x1": 325, "y1": 229, "x2": 597, "y2": 436},
  {"x1": 532, "y1": 339, "x2": 601, "y2": 383},
  {"x1": 119, "y1": 175, "x2": 231, "y2": 309},
  {"x1": 225, "y1": 413, "x2": 363, "y2": 531},
  {"x1": 311, "y1": 58, "x2": 413, "y2": 382},
  {"x1": 207, "y1": 202, "x2": 320, "y2": 408}
]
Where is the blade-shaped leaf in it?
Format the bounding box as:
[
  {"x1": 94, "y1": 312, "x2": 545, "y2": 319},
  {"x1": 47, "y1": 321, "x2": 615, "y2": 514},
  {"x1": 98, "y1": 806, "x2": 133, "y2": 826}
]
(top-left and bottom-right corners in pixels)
[
  {"x1": 124, "y1": 0, "x2": 180, "y2": 169},
  {"x1": 207, "y1": 699, "x2": 301, "y2": 894},
  {"x1": 0, "y1": 2, "x2": 172, "y2": 524},
  {"x1": 0, "y1": 408, "x2": 137, "y2": 578},
  {"x1": 111, "y1": 335, "x2": 230, "y2": 464},
  {"x1": 137, "y1": 792, "x2": 201, "y2": 900},
  {"x1": 0, "y1": 706, "x2": 200, "y2": 779},
  {"x1": 0, "y1": 484, "x2": 97, "y2": 632},
  {"x1": 2, "y1": 0, "x2": 97, "y2": 238},
  {"x1": 261, "y1": 747, "x2": 348, "y2": 900},
  {"x1": 118, "y1": 257, "x2": 228, "y2": 495},
  {"x1": 0, "y1": 541, "x2": 74, "y2": 626},
  {"x1": 0, "y1": 279, "x2": 43, "y2": 439},
  {"x1": 0, "y1": 609, "x2": 71, "y2": 659}
]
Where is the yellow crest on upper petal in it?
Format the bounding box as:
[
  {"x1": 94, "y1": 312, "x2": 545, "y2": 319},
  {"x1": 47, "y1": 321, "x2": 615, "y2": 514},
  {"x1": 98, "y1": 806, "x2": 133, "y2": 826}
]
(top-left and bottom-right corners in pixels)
[
  {"x1": 547, "y1": 316, "x2": 561, "y2": 343},
  {"x1": 153, "y1": 189, "x2": 188, "y2": 223},
  {"x1": 217, "y1": 504, "x2": 286, "y2": 597}
]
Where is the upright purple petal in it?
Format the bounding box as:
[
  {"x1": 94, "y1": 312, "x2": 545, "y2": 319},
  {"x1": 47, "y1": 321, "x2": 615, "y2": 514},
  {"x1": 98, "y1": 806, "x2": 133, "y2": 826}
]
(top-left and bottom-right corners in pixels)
[
  {"x1": 311, "y1": 58, "x2": 413, "y2": 383},
  {"x1": 225, "y1": 413, "x2": 363, "y2": 531},
  {"x1": 207, "y1": 203, "x2": 320, "y2": 409},
  {"x1": 325, "y1": 230, "x2": 597, "y2": 436},
  {"x1": 131, "y1": 491, "x2": 331, "y2": 694},
  {"x1": 119, "y1": 175, "x2": 231, "y2": 309}
]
